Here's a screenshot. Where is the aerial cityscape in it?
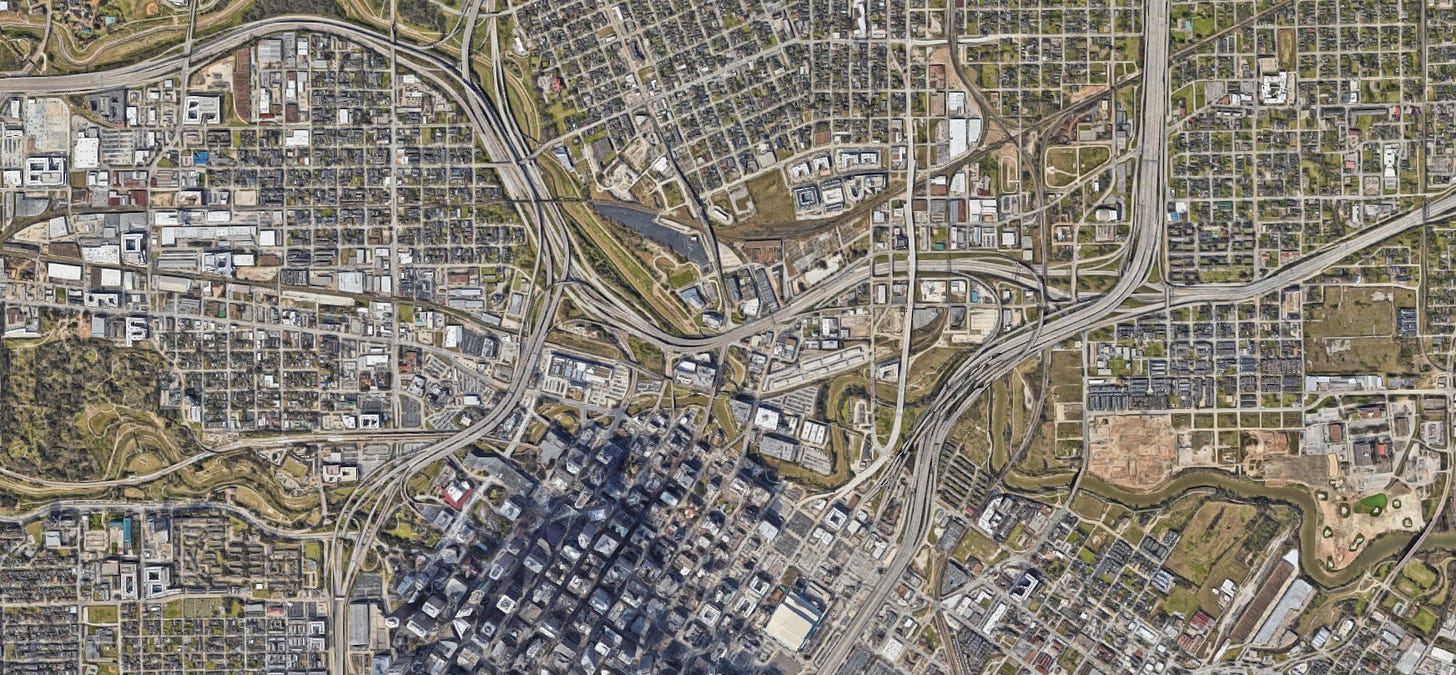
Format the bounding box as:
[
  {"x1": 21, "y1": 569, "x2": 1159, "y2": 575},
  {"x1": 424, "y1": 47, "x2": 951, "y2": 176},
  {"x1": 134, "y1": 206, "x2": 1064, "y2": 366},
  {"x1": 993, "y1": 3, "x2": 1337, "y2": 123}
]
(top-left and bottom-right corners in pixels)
[{"x1": 1, "y1": 0, "x2": 1456, "y2": 673}]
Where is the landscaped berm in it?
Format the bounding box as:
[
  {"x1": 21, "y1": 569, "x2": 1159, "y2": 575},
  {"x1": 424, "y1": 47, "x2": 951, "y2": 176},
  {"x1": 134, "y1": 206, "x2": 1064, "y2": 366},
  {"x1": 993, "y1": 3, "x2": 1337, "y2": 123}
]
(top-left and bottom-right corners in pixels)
[{"x1": 1354, "y1": 492, "x2": 1388, "y2": 515}]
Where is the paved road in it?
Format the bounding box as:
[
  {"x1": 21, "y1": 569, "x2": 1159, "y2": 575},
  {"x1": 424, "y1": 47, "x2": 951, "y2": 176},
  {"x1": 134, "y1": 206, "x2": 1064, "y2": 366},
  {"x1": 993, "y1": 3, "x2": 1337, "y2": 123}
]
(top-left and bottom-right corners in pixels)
[
  {"x1": 7, "y1": 9, "x2": 1456, "y2": 674},
  {"x1": 0, "y1": 22, "x2": 709, "y2": 669},
  {"x1": 810, "y1": 2, "x2": 1456, "y2": 664},
  {"x1": 877, "y1": 9, "x2": 924, "y2": 469},
  {"x1": 0, "y1": 18, "x2": 568, "y2": 669},
  {"x1": 814, "y1": 0, "x2": 1173, "y2": 669},
  {"x1": 0, "y1": 498, "x2": 332, "y2": 540}
]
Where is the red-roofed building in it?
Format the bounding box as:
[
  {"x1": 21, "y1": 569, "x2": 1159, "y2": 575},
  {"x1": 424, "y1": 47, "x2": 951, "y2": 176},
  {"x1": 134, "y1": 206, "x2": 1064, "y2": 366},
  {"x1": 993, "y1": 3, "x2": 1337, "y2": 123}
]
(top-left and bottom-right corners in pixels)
[
  {"x1": 442, "y1": 481, "x2": 473, "y2": 510},
  {"x1": 1189, "y1": 610, "x2": 1212, "y2": 630}
]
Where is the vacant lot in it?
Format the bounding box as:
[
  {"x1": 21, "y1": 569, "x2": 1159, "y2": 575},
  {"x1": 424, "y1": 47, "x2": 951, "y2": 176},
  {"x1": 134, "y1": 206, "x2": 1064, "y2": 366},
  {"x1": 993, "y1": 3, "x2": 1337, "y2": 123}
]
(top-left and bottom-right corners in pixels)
[
  {"x1": 950, "y1": 388, "x2": 994, "y2": 467},
  {"x1": 1151, "y1": 493, "x2": 1208, "y2": 539},
  {"x1": 1306, "y1": 335, "x2": 1422, "y2": 376},
  {"x1": 1071, "y1": 492, "x2": 1109, "y2": 521},
  {"x1": 1045, "y1": 145, "x2": 1111, "y2": 189},
  {"x1": 740, "y1": 170, "x2": 798, "y2": 228},
  {"x1": 1305, "y1": 286, "x2": 1399, "y2": 339},
  {"x1": 1305, "y1": 286, "x2": 1420, "y2": 375},
  {"x1": 1167, "y1": 502, "x2": 1259, "y2": 585},
  {"x1": 1276, "y1": 28, "x2": 1297, "y2": 70},
  {"x1": 1087, "y1": 413, "x2": 1180, "y2": 489},
  {"x1": 1016, "y1": 353, "x2": 1081, "y2": 482},
  {"x1": 1164, "y1": 501, "x2": 1283, "y2": 616},
  {"x1": 1252, "y1": 452, "x2": 1336, "y2": 485}
]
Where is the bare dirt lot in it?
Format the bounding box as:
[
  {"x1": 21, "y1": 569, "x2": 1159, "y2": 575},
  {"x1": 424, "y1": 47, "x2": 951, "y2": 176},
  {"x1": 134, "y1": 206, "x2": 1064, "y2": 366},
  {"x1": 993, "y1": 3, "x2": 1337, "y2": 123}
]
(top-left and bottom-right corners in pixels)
[
  {"x1": 1250, "y1": 453, "x2": 1337, "y2": 484},
  {"x1": 1242, "y1": 429, "x2": 1294, "y2": 456},
  {"x1": 1088, "y1": 413, "x2": 1180, "y2": 489},
  {"x1": 1239, "y1": 430, "x2": 1334, "y2": 483},
  {"x1": 1314, "y1": 484, "x2": 1423, "y2": 570}
]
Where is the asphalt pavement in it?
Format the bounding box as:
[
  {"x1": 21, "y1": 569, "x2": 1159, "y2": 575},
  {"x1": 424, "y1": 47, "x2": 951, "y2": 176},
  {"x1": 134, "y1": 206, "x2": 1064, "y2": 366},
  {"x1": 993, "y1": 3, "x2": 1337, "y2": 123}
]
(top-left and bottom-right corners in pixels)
[{"x1": 7, "y1": 10, "x2": 1456, "y2": 674}]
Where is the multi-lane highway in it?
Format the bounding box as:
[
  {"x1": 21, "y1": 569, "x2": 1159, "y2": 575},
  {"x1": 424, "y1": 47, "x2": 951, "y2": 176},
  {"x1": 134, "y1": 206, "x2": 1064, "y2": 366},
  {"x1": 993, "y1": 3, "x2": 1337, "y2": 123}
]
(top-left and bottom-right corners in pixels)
[
  {"x1": 814, "y1": 0, "x2": 1173, "y2": 668},
  {"x1": 6, "y1": 5, "x2": 1456, "y2": 674},
  {"x1": 810, "y1": 0, "x2": 1456, "y2": 663},
  {"x1": 0, "y1": 18, "x2": 576, "y2": 669}
]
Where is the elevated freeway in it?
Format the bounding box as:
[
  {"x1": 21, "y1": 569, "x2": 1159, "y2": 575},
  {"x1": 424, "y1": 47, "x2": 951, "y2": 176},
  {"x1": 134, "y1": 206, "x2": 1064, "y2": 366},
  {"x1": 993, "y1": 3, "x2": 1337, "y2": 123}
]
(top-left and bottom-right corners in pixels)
[{"x1": 4, "y1": 8, "x2": 1455, "y2": 675}]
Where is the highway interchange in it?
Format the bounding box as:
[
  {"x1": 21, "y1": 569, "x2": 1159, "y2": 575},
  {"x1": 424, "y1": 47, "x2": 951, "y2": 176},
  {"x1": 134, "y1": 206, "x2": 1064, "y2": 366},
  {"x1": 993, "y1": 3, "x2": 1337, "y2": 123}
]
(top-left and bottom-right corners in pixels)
[
  {"x1": 811, "y1": 0, "x2": 1172, "y2": 666},
  {"x1": 5, "y1": 4, "x2": 1456, "y2": 672}
]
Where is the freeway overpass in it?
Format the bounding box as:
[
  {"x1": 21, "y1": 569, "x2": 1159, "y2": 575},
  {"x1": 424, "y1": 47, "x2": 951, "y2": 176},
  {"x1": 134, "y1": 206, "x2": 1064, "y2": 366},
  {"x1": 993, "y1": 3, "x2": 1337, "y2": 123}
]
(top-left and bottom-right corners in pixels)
[
  {"x1": 7, "y1": 11, "x2": 1456, "y2": 675},
  {"x1": 813, "y1": 0, "x2": 1174, "y2": 667}
]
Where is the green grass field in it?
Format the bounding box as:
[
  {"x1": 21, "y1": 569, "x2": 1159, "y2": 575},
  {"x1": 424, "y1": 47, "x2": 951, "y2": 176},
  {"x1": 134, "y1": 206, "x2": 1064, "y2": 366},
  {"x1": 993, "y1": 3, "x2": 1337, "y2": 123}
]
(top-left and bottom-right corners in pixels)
[{"x1": 1355, "y1": 493, "x2": 1389, "y2": 515}]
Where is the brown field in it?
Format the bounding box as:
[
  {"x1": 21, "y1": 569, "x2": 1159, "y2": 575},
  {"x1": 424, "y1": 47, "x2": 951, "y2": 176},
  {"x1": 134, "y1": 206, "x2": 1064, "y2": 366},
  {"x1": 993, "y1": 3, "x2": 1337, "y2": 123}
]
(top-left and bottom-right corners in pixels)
[
  {"x1": 1152, "y1": 494, "x2": 1209, "y2": 538},
  {"x1": 1305, "y1": 286, "x2": 1405, "y2": 339},
  {"x1": 1166, "y1": 502, "x2": 1259, "y2": 586},
  {"x1": 738, "y1": 239, "x2": 784, "y2": 265},
  {"x1": 1166, "y1": 501, "x2": 1276, "y2": 616},
  {"x1": 1305, "y1": 286, "x2": 1420, "y2": 375},
  {"x1": 997, "y1": 149, "x2": 1021, "y2": 194},
  {"x1": 1048, "y1": 348, "x2": 1084, "y2": 409},
  {"x1": 1070, "y1": 492, "x2": 1109, "y2": 521},
  {"x1": 738, "y1": 171, "x2": 797, "y2": 228},
  {"x1": 1307, "y1": 336, "x2": 1422, "y2": 376},
  {"x1": 1017, "y1": 349, "x2": 1085, "y2": 474},
  {"x1": 1242, "y1": 429, "x2": 1294, "y2": 456},
  {"x1": 949, "y1": 394, "x2": 993, "y2": 467},
  {"x1": 235, "y1": 266, "x2": 278, "y2": 282},
  {"x1": 1277, "y1": 28, "x2": 1297, "y2": 71},
  {"x1": 1250, "y1": 453, "x2": 1337, "y2": 485},
  {"x1": 1087, "y1": 413, "x2": 1179, "y2": 489},
  {"x1": 905, "y1": 345, "x2": 964, "y2": 401},
  {"x1": 1044, "y1": 144, "x2": 1111, "y2": 189},
  {"x1": 1016, "y1": 376, "x2": 1081, "y2": 479}
]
